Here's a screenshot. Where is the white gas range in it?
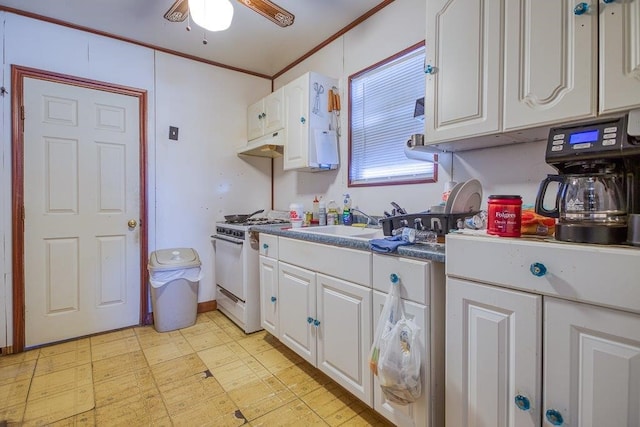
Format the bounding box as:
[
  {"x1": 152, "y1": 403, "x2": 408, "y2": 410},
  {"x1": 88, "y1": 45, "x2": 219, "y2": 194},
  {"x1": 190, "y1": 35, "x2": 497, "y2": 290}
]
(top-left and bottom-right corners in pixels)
[{"x1": 212, "y1": 215, "x2": 288, "y2": 333}]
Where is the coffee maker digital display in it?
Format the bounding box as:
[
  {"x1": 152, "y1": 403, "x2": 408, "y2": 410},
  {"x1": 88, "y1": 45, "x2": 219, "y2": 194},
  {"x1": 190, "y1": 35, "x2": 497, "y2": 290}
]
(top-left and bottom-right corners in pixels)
[
  {"x1": 569, "y1": 129, "x2": 599, "y2": 144},
  {"x1": 536, "y1": 113, "x2": 640, "y2": 245}
]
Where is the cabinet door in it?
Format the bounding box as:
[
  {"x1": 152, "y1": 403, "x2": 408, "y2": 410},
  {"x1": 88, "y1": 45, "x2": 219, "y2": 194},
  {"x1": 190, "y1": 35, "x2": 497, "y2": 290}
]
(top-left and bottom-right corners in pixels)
[
  {"x1": 259, "y1": 255, "x2": 279, "y2": 336},
  {"x1": 425, "y1": 0, "x2": 502, "y2": 143},
  {"x1": 504, "y1": 0, "x2": 596, "y2": 130},
  {"x1": 446, "y1": 278, "x2": 542, "y2": 427},
  {"x1": 278, "y1": 262, "x2": 316, "y2": 365},
  {"x1": 247, "y1": 99, "x2": 265, "y2": 140},
  {"x1": 599, "y1": 0, "x2": 640, "y2": 114},
  {"x1": 316, "y1": 273, "x2": 372, "y2": 406},
  {"x1": 283, "y1": 73, "x2": 309, "y2": 170},
  {"x1": 544, "y1": 298, "x2": 640, "y2": 427},
  {"x1": 372, "y1": 291, "x2": 429, "y2": 427},
  {"x1": 263, "y1": 87, "x2": 285, "y2": 134}
]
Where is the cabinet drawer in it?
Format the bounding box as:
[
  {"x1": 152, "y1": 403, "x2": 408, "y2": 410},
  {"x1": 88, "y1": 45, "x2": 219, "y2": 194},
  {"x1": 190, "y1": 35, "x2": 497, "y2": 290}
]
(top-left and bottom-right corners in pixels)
[
  {"x1": 279, "y1": 237, "x2": 371, "y2": 287},
  {"x1": 373, "y1": 254, "x2": 430, "y2": 305},
  {"x1": 446, "y1": 234, "x2": 640, "y2": 314},
  {"x1": 259, "y1": 234, "x2": 279, "y2": 259}
]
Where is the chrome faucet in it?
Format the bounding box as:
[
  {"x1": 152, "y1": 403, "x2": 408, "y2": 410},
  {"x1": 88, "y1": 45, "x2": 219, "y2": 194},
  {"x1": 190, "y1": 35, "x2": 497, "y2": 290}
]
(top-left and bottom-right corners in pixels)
[{"x1": 351, "y1": 208, "x2": 380, "y2": 226}]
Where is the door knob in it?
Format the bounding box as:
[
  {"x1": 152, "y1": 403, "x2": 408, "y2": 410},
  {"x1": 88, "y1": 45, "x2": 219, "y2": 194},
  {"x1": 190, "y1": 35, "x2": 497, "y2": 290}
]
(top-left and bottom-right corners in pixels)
[{"x1": 128, "y1": 219, "x2": 138, "y2": 228}]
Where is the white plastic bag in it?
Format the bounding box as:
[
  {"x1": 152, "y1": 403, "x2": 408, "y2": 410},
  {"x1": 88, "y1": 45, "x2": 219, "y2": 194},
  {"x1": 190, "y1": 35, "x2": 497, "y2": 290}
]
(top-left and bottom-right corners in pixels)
[
  {"x1": 368, "y1": 274, "x2": 422, "y2": 405},
  {"x1": 377, "y1": 317, "x2": 422, "y2": 405},
  {"x1": 368, "y1": 275, "x2": 403, "y2": 376}
]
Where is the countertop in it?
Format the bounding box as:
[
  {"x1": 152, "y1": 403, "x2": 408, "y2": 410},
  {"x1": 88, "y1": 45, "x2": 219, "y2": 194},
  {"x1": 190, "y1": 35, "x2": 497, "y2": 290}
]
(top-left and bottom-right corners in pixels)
[{"x1": 249, "y1": 224, "x2": 446, "y2": 263}]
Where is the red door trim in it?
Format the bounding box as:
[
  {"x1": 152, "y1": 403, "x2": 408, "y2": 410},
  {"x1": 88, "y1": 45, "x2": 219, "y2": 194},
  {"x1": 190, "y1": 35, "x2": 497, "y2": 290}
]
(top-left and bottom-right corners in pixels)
[{"x1": 11, "y1": 65, "x2": 149, "y2": 353}]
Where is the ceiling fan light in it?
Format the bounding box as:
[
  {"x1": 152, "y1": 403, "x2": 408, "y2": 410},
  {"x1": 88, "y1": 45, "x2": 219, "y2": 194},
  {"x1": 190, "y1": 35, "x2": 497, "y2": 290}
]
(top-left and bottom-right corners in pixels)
[{"x1": 189, "y1": 0, "x2": 234, "y2": 31}]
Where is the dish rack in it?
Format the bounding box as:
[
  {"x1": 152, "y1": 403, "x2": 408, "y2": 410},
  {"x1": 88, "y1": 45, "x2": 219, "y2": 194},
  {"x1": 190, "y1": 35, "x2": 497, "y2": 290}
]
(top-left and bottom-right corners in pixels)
[{"x1": 380, "y1": 212, "x2": 479, "y2": 237}]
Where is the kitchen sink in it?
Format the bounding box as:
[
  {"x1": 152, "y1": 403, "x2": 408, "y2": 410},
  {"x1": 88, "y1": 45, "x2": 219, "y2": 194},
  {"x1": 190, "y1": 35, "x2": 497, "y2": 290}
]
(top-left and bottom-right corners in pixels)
[{"x1": 290, "y1": 225, "x2": 385, "y2": 240}]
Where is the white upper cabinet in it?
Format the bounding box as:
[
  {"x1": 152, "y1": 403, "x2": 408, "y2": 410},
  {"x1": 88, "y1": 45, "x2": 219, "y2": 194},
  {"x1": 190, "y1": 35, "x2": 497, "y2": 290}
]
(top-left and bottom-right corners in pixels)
[
  {"x1": 425, "y1": 0, "x2": 503, "y2": 142},
  {"x1": 504, "y1": 0, "x2": 596, "y2": 130},
  {"x1": 247, "y1": 87, "x2": 284, "y2": 141},
  {"x1": 599, "y1": 0, "x2": 640, "y2": 114},
  {"x1": 426, "y1": 0, "x2": 640, "y2": 148},
  {"x1": 283, "y1": 71, "x2": 338, "y2": 171}
]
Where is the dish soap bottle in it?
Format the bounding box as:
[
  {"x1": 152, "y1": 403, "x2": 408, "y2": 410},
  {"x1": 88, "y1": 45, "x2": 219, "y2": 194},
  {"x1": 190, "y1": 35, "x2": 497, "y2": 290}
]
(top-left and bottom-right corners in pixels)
[
  {"x1": 342, "y1": 194, "x2": 353, "y2": 226},
  {"x1": 327, "y1": 200, "x2": 339, "y2": 225}
]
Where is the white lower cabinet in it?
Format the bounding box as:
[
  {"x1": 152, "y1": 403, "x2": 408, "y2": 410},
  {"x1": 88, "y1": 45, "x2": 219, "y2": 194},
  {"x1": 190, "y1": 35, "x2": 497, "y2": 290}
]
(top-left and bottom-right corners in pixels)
[
  {"x1": 316, "y1": 273, "x2": 372, "y2": 403},
  {"x1": 544, "y1": 298, "x2": 640, "y2": 427},
  {"x1": 258, "y1": 255, "x2": 279, "y2": 336},
  {"x1": 278, "y1": 262, "x2": 317, "y2": 363},
  {"x1": 372, "y1": 254, "x2": 445, "y2": 427},
  {"x1": 259, "y1": 234, "x2": 280, "y2": 337},
  {"x1": 446, "y1": 278, "x2": 542, "y2": 427},
  {"x1": 446, "y1": 234, "x2": 640, "y2": 427},
  {"x1": 372, "y1": 291, "x2": 429, "y2": 427},
  {"x1": 277, "y1": 261, "x2": 373, "y2": 405}
]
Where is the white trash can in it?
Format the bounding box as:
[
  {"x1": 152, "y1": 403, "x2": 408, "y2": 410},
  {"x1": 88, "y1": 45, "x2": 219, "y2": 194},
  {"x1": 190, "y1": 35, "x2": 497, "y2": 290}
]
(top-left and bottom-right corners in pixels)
[{"x1": 148, "y1": 248, "x2": 202, "y2": 332}]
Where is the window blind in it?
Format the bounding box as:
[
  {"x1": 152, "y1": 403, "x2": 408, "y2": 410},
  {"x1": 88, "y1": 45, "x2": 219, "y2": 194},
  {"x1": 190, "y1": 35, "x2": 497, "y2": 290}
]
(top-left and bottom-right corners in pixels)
[{"x1": 349, "y1": 46, "x2": 434, "y2": 186}]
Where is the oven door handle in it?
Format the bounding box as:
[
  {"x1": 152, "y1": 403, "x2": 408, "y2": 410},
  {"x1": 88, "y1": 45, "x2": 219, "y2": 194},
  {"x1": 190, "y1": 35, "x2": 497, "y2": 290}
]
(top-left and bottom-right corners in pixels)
[
  {"x1": 218, "y1": 286, "x2": 240, "y2": 303},
  {"x1": 212, "y1": 235, "x2": 244, "y2": 245}
]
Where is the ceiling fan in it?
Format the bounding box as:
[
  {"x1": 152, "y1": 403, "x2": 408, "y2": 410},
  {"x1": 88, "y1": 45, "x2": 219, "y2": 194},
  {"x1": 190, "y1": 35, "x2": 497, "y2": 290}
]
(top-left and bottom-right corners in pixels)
[{"x1": 164, "y1": 0, "x2": 295, "y2": 28}]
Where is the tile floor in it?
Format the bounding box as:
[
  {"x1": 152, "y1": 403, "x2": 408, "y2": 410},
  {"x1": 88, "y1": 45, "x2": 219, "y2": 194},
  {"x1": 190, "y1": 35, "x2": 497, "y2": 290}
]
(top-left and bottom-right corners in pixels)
[{"x1": 0, "y1": 310, "x2": 394, "y2": 426}]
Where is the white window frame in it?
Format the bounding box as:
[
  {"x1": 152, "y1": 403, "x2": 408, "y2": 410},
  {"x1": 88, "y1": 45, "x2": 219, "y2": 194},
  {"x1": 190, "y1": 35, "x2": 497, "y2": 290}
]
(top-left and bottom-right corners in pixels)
[{"x1": 348, "y1": 43, "x2": 436, "y2": 187}]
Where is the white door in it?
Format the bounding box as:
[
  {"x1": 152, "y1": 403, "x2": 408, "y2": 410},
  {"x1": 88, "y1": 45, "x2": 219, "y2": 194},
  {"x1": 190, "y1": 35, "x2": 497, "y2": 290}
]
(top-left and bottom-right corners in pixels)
[
  {"x1": 259, "y1": 255, "x2": 279, "y2": 336},
  {"x1": 503, "y1": 0, "x2": 596, "y2": 130},
  {"x1": 425, "y1": 0, "x2": 503, "y2": 143},
  {"x1": 544, "y1": 297, "x2": 640, "y2": 427},
  {"x1": 23, "y1": 77, "x2": 141, "y2": 347},
  {"x1": 446, "y1": 278, "x2": 542, "y2": 427},
  {"x1": 316, "y1": 273, "x2": 372, "y2": 406},
  {"x1": 278, "y1": 261, "x2": 316, "y2": 364}
]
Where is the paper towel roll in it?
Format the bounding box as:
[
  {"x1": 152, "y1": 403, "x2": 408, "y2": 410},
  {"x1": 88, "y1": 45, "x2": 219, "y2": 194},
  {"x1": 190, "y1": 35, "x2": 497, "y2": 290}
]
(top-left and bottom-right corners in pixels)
[{"x1": 404, "y1": 145, "x2": 439, "y2": 163}]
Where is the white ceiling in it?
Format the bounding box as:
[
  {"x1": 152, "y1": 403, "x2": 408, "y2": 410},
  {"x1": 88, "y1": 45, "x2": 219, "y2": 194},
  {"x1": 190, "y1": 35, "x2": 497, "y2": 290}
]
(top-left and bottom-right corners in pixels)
[{"x1": 0, "y1": 0, "x2": 388, "y2": 78}]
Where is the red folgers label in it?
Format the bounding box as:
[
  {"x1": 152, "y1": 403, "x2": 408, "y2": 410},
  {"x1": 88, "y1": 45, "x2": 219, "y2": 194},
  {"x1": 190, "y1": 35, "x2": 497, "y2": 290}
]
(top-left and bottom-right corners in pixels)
[{"x1": 487, "y1": 195, "x2": 522, "y2": 237}]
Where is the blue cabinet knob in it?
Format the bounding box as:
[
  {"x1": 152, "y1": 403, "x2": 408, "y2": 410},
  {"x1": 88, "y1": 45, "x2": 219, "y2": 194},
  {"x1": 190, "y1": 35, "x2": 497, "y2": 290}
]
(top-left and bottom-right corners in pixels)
[
  {"x1": 270, "y1": 296, "x2": 277, "y2": 303},
  {"x1": 313, "y1": 319, "x2": 321, "y2": 327},
  {"x1": 602, "y1": 0, "x2": 615, "y2": 3},
  {"x1": 262, "y1": 243, "x2": 268, "y2": 249},
  {"x1": 425, "y1": 64, "x2": 435, "y2": 74},
  {"x1": 545, "y1": 409, "x2": 564, "y2": 425},
  {"x1": 514, "y1": 395, "x2": 531, "y2": 411},
  {"x1": 307, "y1": 317, "x2": 313, "y2": 324},
  {"x1": 574, "y1": 2, "x2": 590, "y2": 14},
  {"x1": 389, "y1": 273, "x2": 399, "y2": 284},
  {"x1": 300, "y1": 117, "x2": 306, "y2": 124},
  {"x1": 530, "y1": 262, "x2": 547, "y2": 277}
]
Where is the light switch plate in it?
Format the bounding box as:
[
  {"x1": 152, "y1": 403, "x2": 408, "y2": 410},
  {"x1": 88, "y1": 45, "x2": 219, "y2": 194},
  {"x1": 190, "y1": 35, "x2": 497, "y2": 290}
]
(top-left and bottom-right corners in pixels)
[{"x1": 169, "y1": 126, "x2": 179, "y2": 140}]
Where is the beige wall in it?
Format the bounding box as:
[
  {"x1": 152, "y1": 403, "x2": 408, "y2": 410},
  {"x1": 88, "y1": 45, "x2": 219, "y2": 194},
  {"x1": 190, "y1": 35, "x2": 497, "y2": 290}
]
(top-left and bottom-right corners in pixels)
[{"x1": 0, "y1": 12, "x2": 272, "y2": 348}]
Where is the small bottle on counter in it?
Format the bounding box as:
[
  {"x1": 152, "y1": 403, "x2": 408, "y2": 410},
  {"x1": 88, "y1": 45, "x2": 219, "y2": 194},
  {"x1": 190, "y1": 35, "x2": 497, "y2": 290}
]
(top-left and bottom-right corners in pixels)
[
  {"x1": 312, "y1": 196, "x2": 320, "y2": 221},
  {"x1": 342, "y1": 194, "x2": 353, "y2": 226},
  {"x1": 327, "y1": 200, "x2": 339, "y2": 225},
  {"x1": 319, "y1": 201, "x2": 327, "y2": 226}
]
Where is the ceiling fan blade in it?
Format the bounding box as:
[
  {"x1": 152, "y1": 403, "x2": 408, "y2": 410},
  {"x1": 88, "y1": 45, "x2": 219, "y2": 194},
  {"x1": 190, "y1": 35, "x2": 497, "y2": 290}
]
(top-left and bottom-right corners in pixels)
[
  {"x1": 164, "y1": 0, "x2": 189, "y2": 22},
  {"x1": 237, "y1": 0, "x2": 295, "y2": 27}
]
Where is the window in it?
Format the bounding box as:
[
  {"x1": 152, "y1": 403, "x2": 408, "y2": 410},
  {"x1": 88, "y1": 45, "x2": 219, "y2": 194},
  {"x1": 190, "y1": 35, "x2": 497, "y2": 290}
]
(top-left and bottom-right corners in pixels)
[{"x1": 349, "y1": 43, "x2": 436, "y2": 187}]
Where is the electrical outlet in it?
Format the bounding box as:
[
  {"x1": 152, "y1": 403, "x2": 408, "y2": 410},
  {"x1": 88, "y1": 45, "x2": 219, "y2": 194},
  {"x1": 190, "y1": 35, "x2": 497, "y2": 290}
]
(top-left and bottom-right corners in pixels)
[{"x1": 169, "y1": 126, "x2": 179, "y2": 141}]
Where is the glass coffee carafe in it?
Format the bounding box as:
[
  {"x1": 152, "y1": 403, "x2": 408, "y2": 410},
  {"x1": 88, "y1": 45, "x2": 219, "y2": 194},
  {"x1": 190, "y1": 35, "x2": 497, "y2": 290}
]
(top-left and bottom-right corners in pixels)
[{"x1": 536, "y1": 166, "x2": 629, "y2": 244}]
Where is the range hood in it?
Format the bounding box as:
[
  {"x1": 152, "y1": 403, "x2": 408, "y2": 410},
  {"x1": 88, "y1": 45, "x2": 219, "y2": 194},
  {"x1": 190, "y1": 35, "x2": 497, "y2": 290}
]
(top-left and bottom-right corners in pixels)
[{"x1": 237, "y1": 130, "x2": 284, "y2": 158}]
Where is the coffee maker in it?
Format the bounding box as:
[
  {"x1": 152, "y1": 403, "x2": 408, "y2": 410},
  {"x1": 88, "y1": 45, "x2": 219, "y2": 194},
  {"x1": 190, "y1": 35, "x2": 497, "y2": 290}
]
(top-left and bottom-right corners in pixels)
[{"x1": 535, "y1": 111, "x2": 640, "y2": 244}]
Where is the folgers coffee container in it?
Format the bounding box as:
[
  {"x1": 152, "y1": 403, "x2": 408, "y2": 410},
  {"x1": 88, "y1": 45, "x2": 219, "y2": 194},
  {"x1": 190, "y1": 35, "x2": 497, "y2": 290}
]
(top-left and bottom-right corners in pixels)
[{"x1": 487, "y1": 195, "x2": 522, "y2": 237}]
